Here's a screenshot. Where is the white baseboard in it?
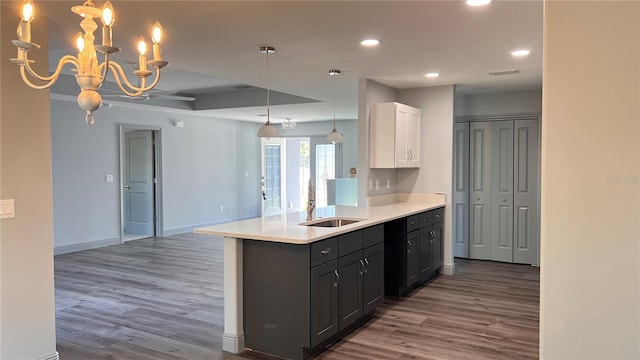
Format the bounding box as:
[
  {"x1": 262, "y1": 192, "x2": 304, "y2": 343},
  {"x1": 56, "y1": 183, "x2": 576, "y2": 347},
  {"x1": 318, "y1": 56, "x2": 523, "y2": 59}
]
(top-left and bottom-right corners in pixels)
[
  {"x1": 54, "y1": 237, "x2": 120, "y2": 255},
  {"x1": 442, "y1": 263, "x2": 456, "y2": 275},
  {"x1": 222, "y1": 332, "x2": 245, "y2": 354},
  {"x1": 42, "y1": 351, "x2": 59, "y2": 360}
]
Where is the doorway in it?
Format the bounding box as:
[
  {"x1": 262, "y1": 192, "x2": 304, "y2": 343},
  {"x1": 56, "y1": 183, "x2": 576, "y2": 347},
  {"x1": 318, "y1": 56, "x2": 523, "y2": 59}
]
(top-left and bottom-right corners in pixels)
[
  {"x1": 119, "y1": 125, "x2": 163, "y2": 242},
  {"x1": 453, "y1": 116, "x2": 540, "y2": 265},
  {"x1": 261, "y1": 137, "x2": 341, "y2": 216}
]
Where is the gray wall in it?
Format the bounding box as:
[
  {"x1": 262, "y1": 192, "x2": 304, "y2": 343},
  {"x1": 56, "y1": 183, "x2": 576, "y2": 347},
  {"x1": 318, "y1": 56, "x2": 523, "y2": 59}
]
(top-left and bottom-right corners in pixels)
[
  {"x1": 51, "y1": 99, "x2": 262, "y2": 249},
  {"x1": 50, "y1": 100, "x2": 358, "y2": 251},
  {"x1": 1, "y1": 8, "x2": 57, "y2": 359},
  {"x1": 358, "y1": 79, "x2": 400, "y2": 204},
  {"x1": 455, "y1": 89, "x2": 542, "y2": 118}
]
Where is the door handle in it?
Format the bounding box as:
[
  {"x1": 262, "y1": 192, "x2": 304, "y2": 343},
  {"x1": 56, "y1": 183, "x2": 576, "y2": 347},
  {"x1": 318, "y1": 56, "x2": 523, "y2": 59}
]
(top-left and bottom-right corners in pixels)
[
  {"x1": 124, "y1": 185, "x2": 130, "y2": 190},
  {"x1": 503, "y1": 198, "x2": 507, "y2": 202},
  {"x1": 475, "y1": 196, "x2": 480, "y2": 201},
  {"x1": 262, "y1": 191, "x2": 267, "y2": 200}
]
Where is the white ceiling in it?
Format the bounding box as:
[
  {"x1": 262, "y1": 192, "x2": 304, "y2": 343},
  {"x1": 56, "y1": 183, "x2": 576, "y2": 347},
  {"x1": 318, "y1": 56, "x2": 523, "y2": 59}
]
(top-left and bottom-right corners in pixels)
[{"x1": 17, "y1": 0, "x2": 542, "y2": 123}]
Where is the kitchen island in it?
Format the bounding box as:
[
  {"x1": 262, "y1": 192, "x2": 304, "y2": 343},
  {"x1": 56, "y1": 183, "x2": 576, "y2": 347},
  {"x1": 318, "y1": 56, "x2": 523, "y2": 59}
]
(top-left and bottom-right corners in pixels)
[{"x1": 194, "y1": 193, "x2": 445, "y2": 359}]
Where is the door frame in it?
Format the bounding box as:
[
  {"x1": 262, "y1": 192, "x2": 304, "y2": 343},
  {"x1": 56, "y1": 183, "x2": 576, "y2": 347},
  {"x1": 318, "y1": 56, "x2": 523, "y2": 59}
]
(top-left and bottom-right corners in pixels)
[{"x1": 119, "y1": 124, "x2": 163, "y2": 242}]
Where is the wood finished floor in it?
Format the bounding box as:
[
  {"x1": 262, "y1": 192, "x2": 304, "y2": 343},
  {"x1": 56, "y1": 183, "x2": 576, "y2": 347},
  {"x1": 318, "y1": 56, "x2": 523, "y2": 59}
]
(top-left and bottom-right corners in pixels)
[{"x1": 55, "y1": 234, "x2": 539, "y2": 360}]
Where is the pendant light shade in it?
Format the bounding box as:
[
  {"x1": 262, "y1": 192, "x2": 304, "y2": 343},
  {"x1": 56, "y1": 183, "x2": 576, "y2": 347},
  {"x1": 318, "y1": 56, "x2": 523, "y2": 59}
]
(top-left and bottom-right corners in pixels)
[
  {"x1": 257, "y1": 46, "x2": 279, "y2": 138},
  {"x1": 326, "y1": 69, "x2": 343, "y2": 143}
]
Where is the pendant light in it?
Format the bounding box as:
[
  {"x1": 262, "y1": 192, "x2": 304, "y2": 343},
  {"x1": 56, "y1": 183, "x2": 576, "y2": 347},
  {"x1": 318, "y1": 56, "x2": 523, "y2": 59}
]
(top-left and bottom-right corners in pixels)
[
  {"x1": 257, "y1": 46, "x2": 279, "y2": 138},
  {"x1": 326, "y1": 69, "x2": 344, "y2": 143}
]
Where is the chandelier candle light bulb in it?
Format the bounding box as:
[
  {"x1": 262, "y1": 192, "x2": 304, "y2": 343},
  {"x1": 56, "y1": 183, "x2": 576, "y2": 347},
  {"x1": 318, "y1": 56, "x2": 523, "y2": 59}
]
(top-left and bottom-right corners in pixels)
[
  {"x1": 10, "y1": 0, "x2": 169, "y2": 125},
  {"x1": 18, "y1": 0, "x2": 34, "y2": 42},
  {"x1": 101, "y1": 1, "x2": 114, "y2": 46}
]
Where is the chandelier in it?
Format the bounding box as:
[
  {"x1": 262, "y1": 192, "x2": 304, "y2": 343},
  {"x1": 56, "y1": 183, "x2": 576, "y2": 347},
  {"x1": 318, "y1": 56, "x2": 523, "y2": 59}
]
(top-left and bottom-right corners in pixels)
[{"x1": 10, "y1": 0, "x2": 169, "y2": 125}]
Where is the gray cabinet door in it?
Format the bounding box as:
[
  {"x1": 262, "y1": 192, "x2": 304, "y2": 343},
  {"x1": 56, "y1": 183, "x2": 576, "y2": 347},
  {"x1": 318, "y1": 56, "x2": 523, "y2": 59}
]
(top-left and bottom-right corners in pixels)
[
  {"x1": 338, "y1": 251, "x2": 364, "y2": 331},
  {"x1": 310, "y1": 260, "x2": 338, "y2": 347},
  {"x1": 432, "y1": 221, "x2": 444, "y2": 270},
  {"x1": 418, "y1": 226, "x2": 433, "y2": 279},
  {"x1": 491, "y1": 121, "x2": 514, "y2": 263},
  {"x1": 363, "y1": 243, "x2": 384, "y2": 315},
  {"x1": 469, "y1": 121, "x2": 493, "y2": 260},
  {"x1": 405, "y1": 230, "x2": 420, "y2": 287}
]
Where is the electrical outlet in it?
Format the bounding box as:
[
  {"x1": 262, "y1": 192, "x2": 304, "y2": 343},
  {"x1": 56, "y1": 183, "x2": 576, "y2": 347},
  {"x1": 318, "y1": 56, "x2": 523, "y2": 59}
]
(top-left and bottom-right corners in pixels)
[
  {"x1": 375, "y1": 180, "x2": 379, "y2": 190},
  {"x1": 244, "y1": 170, "x2": 249, "y2": 177},
  {"x1": 387, "y1": 179, "x2": 391, "y2": 189},
  {"x1": 369, "y1": 179, "x2": 373, "y2": 190},
  {"x1": 0, "y1": 199, "x2": 15, "y2": 219},
  {"x1": 219, "y1": 205, "x2": 224, "y2": 212},
  {"x1": 105, "y1": 174, "x2": 114, "y2": 183}
]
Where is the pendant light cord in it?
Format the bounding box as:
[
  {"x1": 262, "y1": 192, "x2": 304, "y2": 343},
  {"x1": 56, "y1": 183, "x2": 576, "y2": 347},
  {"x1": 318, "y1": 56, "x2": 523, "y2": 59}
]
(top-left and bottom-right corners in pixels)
[
  {"x1": 266, "y1": 48, "x2": 271, "y2": 125},
  {"x1": 332, "y1": 72, "x2": 336, "y2": 130}
]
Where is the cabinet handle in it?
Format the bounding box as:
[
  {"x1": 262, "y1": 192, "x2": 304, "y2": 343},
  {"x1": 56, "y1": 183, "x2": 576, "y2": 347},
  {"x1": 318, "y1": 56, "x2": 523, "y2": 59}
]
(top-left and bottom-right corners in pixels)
[
  {"x1": 333, "y1": 270, "x2": 339, "y2": 287},
  {"x1": 320, "y1": 248, "x2": 331, "y2": 256},
  {"x1": 407, "y1": 240, "x2": 412, "y2": 253},
  {"x1": 364, "y1": 258, "x2": 369, "y2": 273},
  {"x1": 359, "y1": 260, "x2": 365, "y2": 275},
  {"x1": 435, "y1": 214, "x2": 440, "y2": 219}
]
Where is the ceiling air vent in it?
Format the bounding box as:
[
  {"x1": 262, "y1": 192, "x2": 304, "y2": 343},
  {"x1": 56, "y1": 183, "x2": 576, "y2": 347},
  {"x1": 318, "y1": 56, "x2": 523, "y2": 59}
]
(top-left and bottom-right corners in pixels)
[
  {"x1": 232, "y1": 85, "x2": 253, "y2": 90},
  {"x1": 488, "y1": 69, "x2": 519, "y2": 76}
]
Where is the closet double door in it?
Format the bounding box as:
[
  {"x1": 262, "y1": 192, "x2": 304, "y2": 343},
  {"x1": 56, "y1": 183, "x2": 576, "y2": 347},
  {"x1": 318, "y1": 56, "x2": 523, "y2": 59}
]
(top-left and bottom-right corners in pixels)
[{"x1": 454, "y1": 119, "x2": 539, "y2": 264}]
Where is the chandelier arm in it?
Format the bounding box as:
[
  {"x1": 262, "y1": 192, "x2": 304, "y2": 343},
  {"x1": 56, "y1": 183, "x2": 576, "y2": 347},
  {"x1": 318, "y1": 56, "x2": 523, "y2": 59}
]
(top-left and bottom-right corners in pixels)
[
  {"x1": 22, "y1": 53, "x2": 78, "y2": 83},
  {"x1": 98, "y1": 53, "x2": 111, "y2": 84},
  {"x1": 108, "y1": 61, "x2": 162, "y2": 96},
  {"x1": 19, "y1": 56, "x2": 78, "y2": 90}
]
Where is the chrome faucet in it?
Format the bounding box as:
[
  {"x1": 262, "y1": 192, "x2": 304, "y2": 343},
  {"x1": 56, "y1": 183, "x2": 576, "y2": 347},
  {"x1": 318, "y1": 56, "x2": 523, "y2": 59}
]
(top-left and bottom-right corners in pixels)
[{"x1": 307, "y1": 178, "x2": 315, "y2": 221}]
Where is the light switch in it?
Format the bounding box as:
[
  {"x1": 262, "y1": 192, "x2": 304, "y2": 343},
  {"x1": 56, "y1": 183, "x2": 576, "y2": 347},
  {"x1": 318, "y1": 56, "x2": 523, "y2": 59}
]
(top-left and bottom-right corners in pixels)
[
  {"x1": 375, "y1": 180, "x2": 379, "y2": 190},
  {"x1": 105, "y1": 174, "x2": 114, "y2": 183},
  {"x1": 245, "y1": 170, "x2": 249, "y2": 177},
  {"x1": 387, "y1": 179, "x2": 391, "y2": 189},
  {"x1": 0, "y1": 199, "x2": 15, "y2": 219}
]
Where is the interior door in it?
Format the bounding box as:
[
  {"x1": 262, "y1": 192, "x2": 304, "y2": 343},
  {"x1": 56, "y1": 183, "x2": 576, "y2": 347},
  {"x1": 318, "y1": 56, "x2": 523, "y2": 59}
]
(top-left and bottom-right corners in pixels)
[
  {"x1": 469, "y1": 122, "x2": 492, "y2": 260},
  {"x1": 310, "y1": 138, "x2": 339, "y2": 208},
  {"x1": 491, "y1": 121, "x2": 514, "y2": 262},
  {"x1": 513, "y1": 119, "x2": 539, "y2": 264},
  {"x1": 453, "y1": 122, "x2": 470, "y2": 258},
  {"x1": 124, "y1": 130, "x2": 154, "y2": 235},
  {"x1": 261, "y1": 138, "x2": 286, "y2": 216}
]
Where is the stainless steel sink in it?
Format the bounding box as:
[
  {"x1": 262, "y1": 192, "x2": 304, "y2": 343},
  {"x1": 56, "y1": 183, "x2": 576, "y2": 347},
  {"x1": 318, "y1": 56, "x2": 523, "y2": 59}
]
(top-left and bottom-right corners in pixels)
[{"x1": 301, "y1": 217, "x2": 363, "y2": 227}]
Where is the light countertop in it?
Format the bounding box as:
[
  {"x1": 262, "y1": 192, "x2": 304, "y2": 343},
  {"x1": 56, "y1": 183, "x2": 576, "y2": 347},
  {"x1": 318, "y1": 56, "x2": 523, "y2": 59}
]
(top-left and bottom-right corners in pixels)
[{"x1": 194, "y1": 193, "x2": 445, "y2": 244}]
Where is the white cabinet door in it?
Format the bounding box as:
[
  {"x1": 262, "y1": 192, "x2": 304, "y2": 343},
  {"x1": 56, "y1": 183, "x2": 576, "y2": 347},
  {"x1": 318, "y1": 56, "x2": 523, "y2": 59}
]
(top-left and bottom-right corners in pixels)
[
  {"x1": 394, "y1": 105, "x2": 410, "y2": 168},
  {"x1": 406, "y1": 107, "x2": 422, "y2": 168},
  {"x1": 370, "y1": 102, "x2": 422, "y2": 169}
]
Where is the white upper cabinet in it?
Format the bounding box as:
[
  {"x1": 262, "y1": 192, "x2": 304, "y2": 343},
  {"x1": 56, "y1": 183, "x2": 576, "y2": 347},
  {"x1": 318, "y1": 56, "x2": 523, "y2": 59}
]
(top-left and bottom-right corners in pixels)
[{"x1": 370, "y1": 102, "x2": 422, "y2": 168}]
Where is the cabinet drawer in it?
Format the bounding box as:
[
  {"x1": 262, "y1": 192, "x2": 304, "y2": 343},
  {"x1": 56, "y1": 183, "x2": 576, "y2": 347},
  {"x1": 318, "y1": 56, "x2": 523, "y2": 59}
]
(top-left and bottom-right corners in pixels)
[
  {"x1": 432, "y1": 208, "x2": 444, "y2": 223},
  {"x1": 406, "y1": 214, "x2": 420, "y2": 233},
  {"x1": 311, "y1": 237, "x2": 338, "y2": 267},
  {"x1": 419, "y1": 211, "x2": 432, "y2": 227},
  {"x1": 338, "y1": 231, "x2": 363, "y2": 257},
  {"x1": 363, "y1": 225, "x2": 384, "y2": 248}
]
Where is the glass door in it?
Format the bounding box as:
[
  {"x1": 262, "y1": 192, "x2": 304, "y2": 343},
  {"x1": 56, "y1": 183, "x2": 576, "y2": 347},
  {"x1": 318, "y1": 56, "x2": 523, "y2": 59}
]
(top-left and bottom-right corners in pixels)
[
  {"x1": 261, "y1": 138, "x2": 286, "y2": 215},
  {"x1": 310, "y1": 138, "x2": 341, "y2": 208}
]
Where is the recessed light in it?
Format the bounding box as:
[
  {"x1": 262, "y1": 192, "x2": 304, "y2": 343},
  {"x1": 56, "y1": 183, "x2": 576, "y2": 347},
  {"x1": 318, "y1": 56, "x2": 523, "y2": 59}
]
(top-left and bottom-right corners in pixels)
[
  {"x1": 466, "y1": 0, "x2": 492, "y2": 6},
  {"x1": 425, "y1": 72, "x2": 440, "y2": 78},
  {"x1": 511, "y1": 49, "x2": 531, "y2": 57},
  {"x1": 360, "y1": 39, "x2": 380, "y2": 47}
]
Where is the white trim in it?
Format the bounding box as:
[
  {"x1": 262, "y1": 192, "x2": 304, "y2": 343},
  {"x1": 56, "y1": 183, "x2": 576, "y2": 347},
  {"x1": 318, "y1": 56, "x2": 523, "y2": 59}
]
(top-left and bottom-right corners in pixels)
[
  {"x1": 41, "y1": 351, "x2": 59, "y2": 360},
  {"x1": 54, "y1": 237, "x2": 120, "y2": 255},
  {"x1": 455, "y1": 113, "x2": 541, "y2": 123},
  {"x1": 223, "y1": 332, "x2": 246, "y2": 354},
  {"x1": 223, "y1": 237, "x2": 245, "y2": 353},
  {"x1": 442, "y1": 263, "x2": 456, "y2": 275}
]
